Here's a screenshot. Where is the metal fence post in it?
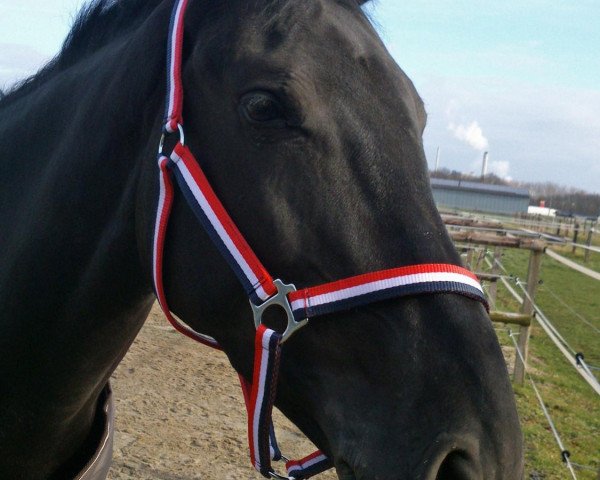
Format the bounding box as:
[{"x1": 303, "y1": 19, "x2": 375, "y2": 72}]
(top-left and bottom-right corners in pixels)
[{"x1": 513, "y1": 249, "x2": 543, "y2": 385}]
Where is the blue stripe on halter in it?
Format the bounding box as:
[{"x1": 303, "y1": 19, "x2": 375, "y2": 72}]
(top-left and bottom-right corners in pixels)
[
  {"x1": 170, "y1": 160, "x2": 264, "y2": 304},
  {"x1": 292, "y1": 282, "x2": 487, "y2": 321}
]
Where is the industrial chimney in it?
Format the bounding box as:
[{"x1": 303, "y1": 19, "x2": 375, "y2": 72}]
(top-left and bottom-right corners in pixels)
[{"x1": 481, "y1": 151, "x2": 489, "y2": 180}]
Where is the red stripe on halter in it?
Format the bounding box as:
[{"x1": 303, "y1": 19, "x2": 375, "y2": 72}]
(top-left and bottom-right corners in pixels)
[
  {"x1": 164, "y1": 0, "x2": 189, "y2": 132},
  {"x1": 288, "y1": 263, "x2": 479, "y2": 302},
  {"x1": 173, "y1": 143, "x2": 277, "y2": 299},
  {"x1": 154, "y1": 157, "x2": 221, "y2": 348},
  {"x1": 246, "y1": 327, "x2": 264, "y2": 470}
]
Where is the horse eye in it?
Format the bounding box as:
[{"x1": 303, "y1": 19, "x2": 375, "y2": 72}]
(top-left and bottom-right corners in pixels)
[{"x1": 240, "y1": 92, "x2": 285, "y2": 125}]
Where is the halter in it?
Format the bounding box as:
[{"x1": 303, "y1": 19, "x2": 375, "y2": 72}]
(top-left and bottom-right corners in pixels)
[{"x1": 152, "y1": 1, "x2": 488, "y2": 478}]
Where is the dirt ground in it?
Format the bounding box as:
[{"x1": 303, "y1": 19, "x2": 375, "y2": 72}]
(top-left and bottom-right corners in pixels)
[
  {"x1": 107, "y1": 305, "x2": 516, "y2": 480},
  {"x1": 107, "y1": 304, "x2": 337, "y2": 480}
]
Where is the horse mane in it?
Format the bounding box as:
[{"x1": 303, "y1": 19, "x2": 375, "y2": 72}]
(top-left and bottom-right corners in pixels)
[
  {"x1": 0, "y1": 0, "x2": 165, "y2": 109},
  {"x1": 0, "y1": 0, "x2": 374, "y2": 109}
]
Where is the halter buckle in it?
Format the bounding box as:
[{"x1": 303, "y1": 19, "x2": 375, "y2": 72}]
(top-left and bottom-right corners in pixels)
[{"x1": 251, "y1": 280, "x2": 308, "y2": 343}]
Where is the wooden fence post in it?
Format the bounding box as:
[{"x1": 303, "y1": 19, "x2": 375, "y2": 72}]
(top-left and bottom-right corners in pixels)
[
  {"x1": 572, "y1": 223, "x2": 580, "y2": 253},
  {"x1": 584, "y1": 227, "x2": 594, "y2": 264},
  {"x1": 465, "y1": 249, "x2": 474, "y2": 269},
  {"x1": 513, "y1": 249, "x2": 543, "y2": 385},
  {"x1": 488, "y1": 247, "x2": 501, "y2": 309}
]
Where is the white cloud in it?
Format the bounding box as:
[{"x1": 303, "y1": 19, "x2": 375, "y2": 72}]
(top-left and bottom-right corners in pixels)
[
  {"x1": 468, "y1": 156, "x2": 511, "y2": 180},
  {"x1": 419, "y1": 77, "x2": 600, "y2": 193},
  {"x1": 448, "y1": 121, "x2": 489, "y2": 151},
  {"x1": 489, "y1": 160, "x2": 511, "y2": 179}
]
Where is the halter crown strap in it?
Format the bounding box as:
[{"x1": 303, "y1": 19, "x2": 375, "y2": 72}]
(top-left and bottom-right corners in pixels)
[
  {"x1": 163, "y1": 0, "x2": 188, "y2": 133},
  {"x1": 153, "y1": 0, "x2": 488, "y2": 478}
]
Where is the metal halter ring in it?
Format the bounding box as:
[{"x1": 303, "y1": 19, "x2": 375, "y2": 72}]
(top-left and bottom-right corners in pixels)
[
  {"x1": 269, "y1": 472, "x2": 296, "y2": 480},
  {"x1": 158, "y1": 123, "x2": 185, "y2": 155},
  {"x1": 268, "y1": 454, "x2": 294, "y2": 479},
  {"x1": 251, "y1": 280, "x2": 308, "y2": 344}
]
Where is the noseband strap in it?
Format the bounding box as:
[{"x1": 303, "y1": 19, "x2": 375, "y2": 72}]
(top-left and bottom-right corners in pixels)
[{"x1": 152, "y1": 1, "x2": 487, "y2": 479}]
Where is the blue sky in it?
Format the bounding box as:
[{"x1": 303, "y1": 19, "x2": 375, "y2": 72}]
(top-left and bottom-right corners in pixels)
[
  {"x1": 1, "y1": 1, "x2": 599, "y2": 193},
  {"x1": 364, "y1": 1, "x2": 600, "y2": 193}
]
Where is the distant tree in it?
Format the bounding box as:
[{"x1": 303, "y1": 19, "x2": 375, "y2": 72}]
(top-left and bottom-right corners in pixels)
[{"x1": 430, "y1": 169, "x2": 510, "y2": 186}]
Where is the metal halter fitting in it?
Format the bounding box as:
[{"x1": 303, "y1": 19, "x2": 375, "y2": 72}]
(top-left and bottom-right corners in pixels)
[
  {"x1": 158, "y1": 123, "x2": 185, "y2": 155},
  {"x1": 251, "y1": 280, "x2": 308, "y2": 344}
]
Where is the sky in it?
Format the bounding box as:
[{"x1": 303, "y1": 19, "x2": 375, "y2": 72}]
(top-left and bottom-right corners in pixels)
[{"x1": 1, "y1": 1, "x2": 599, "y2": 193}]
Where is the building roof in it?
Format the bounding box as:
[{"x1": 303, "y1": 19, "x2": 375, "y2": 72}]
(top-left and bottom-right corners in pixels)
[{"x1": 430, "y1": 178, "x2": 530, "y2": 198}]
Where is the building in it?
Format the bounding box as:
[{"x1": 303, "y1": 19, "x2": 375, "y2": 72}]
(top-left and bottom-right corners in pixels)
[
  {"x1": 430, "y1": 178, "x2": 530, "y2": 215},
  {"x1": 527, "y1": 206, "x2": 557, "y2": 217}
]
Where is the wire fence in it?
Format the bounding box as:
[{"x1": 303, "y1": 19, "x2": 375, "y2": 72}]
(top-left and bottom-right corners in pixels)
[
  {"x1": 507, "y1": 328, "x2": 579, "y2": 480},
  {"x1": 540, "y1": 284, "x2": 600, "y2": 336},
  {"x1": 513, "y1": 278, "x2": 600, "y2": 394},
  {"x1": 454, "y1": 225, "x2": 599, "y2": 477},
  {"x1": 480, "y1": 248, "x2": 600, "y2": 477}
]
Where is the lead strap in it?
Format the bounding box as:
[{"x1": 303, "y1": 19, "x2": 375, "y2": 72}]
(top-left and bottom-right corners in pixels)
[{"x1": 244, "y1": 327, "x2": 333, "y2": 479}]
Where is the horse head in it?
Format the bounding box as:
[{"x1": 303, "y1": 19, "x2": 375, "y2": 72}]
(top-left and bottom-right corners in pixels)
[{"x1": 136, "y1": 1, "x2": 524, "y2": 479}]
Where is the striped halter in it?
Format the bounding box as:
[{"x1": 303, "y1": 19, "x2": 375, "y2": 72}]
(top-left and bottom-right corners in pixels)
[{"x1": 152, "y1": 1, "x2": 488, "y2": 478}]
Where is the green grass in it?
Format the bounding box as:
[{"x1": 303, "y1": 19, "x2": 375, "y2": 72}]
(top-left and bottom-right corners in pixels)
[
  {"x1": 549, "y1": 244, "x2": 600, "y2": 274},
  {"x1": 487, "y1": 248, "x2": 600, "y2": 479}
]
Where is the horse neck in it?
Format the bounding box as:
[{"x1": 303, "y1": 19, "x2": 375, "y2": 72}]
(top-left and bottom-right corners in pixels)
[
  {"x1": 0, "y1": 9, "x2": 169, "y2": 476},
  {"x1": 0, "y1": 6, "x2": 170, "y2": 305}
]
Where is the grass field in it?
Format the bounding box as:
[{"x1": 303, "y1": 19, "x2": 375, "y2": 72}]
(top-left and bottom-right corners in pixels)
[
  {"x1": 488, "y1": 248, "x2": 600, "y2": 479},
  {"x1": 550, "y1": 244, "x2": 600, "y2": 274}
]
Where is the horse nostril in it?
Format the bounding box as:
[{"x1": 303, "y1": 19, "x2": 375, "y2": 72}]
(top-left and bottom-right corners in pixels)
[{"x1": 435, "y1": 451, "x2": 479, "y2": 480}]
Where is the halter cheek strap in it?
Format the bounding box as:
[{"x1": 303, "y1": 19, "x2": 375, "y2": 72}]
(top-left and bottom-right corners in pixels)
[{"x1": 153, "y1": 1, "x2": 488, "y2": 478}]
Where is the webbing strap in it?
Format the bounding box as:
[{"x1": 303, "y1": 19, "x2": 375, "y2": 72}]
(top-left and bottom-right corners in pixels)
[
  {"x1": 163, "y1": 0, "x2": 188, "y2": 133},
  {"x1": 286, "y1": 452, "x2": 333, "y2": 479},
  {"x1": 241, "y1": 327, "x2": 333, "y2": 479},
  {"x1": 248, "y1": 326, "x2": 281, "y2": 476},
  {"x1": 153, "y1": 146, "x2": 330, "y2": 477},
  {"x1": 169, "y1": 143, "x2": 277, "y2": 303},
  {"x1": 153, "y1": 155, "x2": 220, "y2": 348},
  {"x1": 288, "y1": 264, "x2": 488, "y2": 321}
]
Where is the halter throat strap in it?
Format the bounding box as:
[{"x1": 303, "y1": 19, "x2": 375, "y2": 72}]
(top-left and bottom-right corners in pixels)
[{"x1": 152, "y1": 1, "x2": 488, "y2": 478}]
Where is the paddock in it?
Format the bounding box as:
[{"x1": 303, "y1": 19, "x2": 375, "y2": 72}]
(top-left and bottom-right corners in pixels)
[{"x1": 444, "y1": 212, "x2": 600, "y2": 479}]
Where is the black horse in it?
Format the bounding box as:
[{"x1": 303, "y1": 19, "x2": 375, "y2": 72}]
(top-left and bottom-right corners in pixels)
[{"x1": 0, "y1": 1, "x2": 523, "y2": 478}]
